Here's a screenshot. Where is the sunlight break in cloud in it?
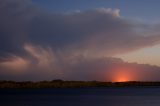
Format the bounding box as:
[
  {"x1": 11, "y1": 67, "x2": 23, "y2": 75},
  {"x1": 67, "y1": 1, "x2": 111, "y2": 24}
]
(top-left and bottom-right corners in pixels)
[{"x1": 0, "y1": 55, "x2": 29, "y2": 73}]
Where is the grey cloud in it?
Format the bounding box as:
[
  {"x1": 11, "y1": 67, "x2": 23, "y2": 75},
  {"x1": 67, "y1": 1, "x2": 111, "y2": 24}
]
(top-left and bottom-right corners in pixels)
[
  {"x1": 0, "y1": 0, "x2": 160, "y2": 81},
  {"x1": 1, "y1": 0, "x2": 160, "y2": 56},
  {"x1": 28, "y1": 8, "x2": 160, "y2": 57},
  {"x1": 0, "y1": 0, "x2": 36, "y2": 56}
]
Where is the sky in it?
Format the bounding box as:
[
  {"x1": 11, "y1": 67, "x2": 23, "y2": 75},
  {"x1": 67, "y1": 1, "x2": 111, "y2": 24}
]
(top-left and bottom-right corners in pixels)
[
  {"x1": 1, "y1": 0, "x2": 160, "y2": 81},
  {"x1": 32, "y1": 0, "x2": 160, "y2": 21}
]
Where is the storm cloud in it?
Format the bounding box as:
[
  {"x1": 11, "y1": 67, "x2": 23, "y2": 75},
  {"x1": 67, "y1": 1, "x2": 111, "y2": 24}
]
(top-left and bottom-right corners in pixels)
[{"x1": 1, "y1": 0, "x2": 160, "y2": 81}]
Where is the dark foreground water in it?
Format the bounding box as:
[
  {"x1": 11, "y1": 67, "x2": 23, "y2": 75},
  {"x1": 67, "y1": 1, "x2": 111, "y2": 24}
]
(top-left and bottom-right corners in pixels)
[{"x1": 1, "y1": 87, "x2": 160, "y2": 106}]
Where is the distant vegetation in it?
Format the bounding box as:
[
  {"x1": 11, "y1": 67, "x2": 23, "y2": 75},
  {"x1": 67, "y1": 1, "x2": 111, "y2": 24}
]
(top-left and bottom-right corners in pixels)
[{"x1": 0, "y1": 80, "x2": 160, "y2": 88}]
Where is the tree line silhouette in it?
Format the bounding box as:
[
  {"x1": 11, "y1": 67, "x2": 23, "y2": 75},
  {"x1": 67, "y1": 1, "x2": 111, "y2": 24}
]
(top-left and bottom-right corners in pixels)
[{"x1": 0, "y1": 80, "x2": 160, "y2": 88}]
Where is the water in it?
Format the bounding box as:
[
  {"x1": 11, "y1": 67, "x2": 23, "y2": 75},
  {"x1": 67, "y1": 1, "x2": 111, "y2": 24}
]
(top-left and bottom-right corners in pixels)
[{"x1": 1, "y1": 88, "x2": 160, "y2": 106}]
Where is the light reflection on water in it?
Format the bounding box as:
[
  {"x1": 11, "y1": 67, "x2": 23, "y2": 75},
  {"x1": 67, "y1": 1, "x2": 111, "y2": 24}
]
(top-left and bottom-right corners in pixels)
[{"x1": 0, "y1": 88, "x2": 160, "y2": 106}]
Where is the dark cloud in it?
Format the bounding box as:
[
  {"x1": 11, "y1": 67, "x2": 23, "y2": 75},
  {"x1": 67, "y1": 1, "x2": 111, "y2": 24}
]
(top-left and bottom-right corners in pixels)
[
  {"x1": 0, "y1": 0, "x2": 160, "y2": 81},
  {"x1": 1, "y1": 0, "x2": 160, "y2": 56},
  {"x1": 28, "y1": 8, "x2": 160, "y2": 56},
  {"x1": 0, "y1": 0, "x2": 36, "y2": 55}
]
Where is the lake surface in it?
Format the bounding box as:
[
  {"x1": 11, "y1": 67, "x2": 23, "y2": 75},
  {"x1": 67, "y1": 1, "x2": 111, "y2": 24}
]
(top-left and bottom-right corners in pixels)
[{"x1": 1, "y1": 87, "x2": 160, "y2": 106}]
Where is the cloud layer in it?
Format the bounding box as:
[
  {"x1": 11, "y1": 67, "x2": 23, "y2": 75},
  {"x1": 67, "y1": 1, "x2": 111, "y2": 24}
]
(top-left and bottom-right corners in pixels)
[{"x1": 1, "y1": 0, "x2": 160, "y2": 81}]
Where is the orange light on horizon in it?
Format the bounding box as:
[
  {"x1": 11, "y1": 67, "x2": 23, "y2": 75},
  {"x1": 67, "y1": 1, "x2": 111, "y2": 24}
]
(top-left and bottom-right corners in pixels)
[
  {"x1": 111, "y1": 67, "x2": 132, "y2": 82},
  {"x1": 113, "y1": 75, "x2": 130, "y2": 82}
]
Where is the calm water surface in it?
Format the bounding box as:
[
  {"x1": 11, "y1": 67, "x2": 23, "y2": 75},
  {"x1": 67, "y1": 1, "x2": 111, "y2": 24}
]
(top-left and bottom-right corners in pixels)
[{"x1": 1, "y1": 88, "x2": 160, "y2": 106}]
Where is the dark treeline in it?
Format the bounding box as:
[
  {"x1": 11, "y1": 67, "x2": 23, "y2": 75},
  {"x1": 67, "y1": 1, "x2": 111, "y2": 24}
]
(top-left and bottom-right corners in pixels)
[{"x1": 1, "y1": 80, "x2": 160, "y2": 88}]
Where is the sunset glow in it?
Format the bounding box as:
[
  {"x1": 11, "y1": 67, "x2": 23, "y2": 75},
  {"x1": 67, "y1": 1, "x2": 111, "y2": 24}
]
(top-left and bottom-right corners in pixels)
[
  {"x1": 2, "y1": 1, "x2": 160, "y2": 105},
  {"x1": 112, "y1": 67, "x2": 132, "y2": 82},
  {"x1": 114, "y1": 75, "x2": 130, "y2": 82}
]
